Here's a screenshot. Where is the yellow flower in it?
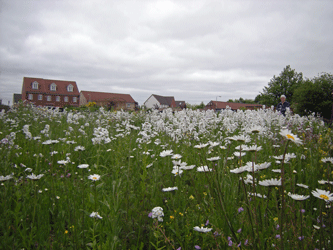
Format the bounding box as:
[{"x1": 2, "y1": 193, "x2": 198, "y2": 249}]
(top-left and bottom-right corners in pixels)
[
  {"x1": 273, "y1": 217, "x2": 278, "y2": 222},
  {"x1": 203, "y1": 192, "x2": 207, "y2": 196},
  {"x1": 64, "y1": 230, "x2": 68, "y2": 234},
  {"x1": 170, "y1": 216, "x2": 174, "y2": 219},
  {"x1": 189, "y1": 195, "x2": 194, "y2": 200},
  {"x1": 179, "y1": 212, "x2": 184, "y2": 216}
]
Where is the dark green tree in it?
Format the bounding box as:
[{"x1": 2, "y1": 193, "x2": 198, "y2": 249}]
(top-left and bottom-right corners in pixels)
[
  {"x1": 293, "y1": 73, "x2": 333, "y2": 121},
  {"x1": 255, "y1": 65, "x2": 303, "y2": 107},
  {"x1": 228, "y1": 97, "x2": 256, "y2": 104}
]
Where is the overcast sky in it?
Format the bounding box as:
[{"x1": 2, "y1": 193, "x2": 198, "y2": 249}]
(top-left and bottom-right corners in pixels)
[{"x1": 1, "y1": 0, "x2": 332, "y2": 106}]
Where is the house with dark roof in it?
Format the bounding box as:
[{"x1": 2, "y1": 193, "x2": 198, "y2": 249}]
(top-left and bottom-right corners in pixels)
[
  {"x1": 144, "y1": 94, "x2": 186, "y2": 110},
  {"x1": 205, "y1": 101, "x2": 262, "y2": 111},
  {"x1": 21, "y1": 77, "x2": 80, "y2": 108},
  {"x1": 80, "y1": 91, "x2": 137, "y2": 111}
]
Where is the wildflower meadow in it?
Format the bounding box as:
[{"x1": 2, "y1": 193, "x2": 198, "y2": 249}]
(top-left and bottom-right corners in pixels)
[{"x1": 0, "y1": 104, "x2": 332, "y2": 249}]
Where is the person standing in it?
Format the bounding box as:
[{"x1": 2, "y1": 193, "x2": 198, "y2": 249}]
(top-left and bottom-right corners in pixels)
[{"x1": 277, "y1": 95, "x2": 290, "y2": 116}]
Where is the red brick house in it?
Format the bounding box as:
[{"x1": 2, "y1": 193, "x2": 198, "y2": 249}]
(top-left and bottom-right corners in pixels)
[
  {"x1": 21, "y1": 77, "x2": 80, "y2": 108},
  {"x1": 80, "y1": 91, "x2": 137, "y2": 111},
  {"x1": 205, "y1": 101, "x2": 263, "y2": 111}
]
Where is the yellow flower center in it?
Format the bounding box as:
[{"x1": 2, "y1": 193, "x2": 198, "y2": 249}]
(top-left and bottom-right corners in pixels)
[
  {"x1": 320, "y1": 194, "x2": 329, "y2": 200},
  {"x1": 286, "y1": 134, "x2": 295, "y2": 140},
  {"x1": 92, "y1": 177, "x2": 97, "y2": 180}
]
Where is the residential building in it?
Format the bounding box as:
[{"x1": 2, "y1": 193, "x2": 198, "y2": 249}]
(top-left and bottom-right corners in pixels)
[
  {"x1": 205, "y1": 101, "x2": 263, "y2": 111},
  {"x1": 80, "y1": 91, "x2": 137, "y2": 111},
  {"x1": 144, "y1": 94, "x2": 186, "y2": 110},
  {"x1": 21, "y1": 77, "x2": 80, "y2": 108}
]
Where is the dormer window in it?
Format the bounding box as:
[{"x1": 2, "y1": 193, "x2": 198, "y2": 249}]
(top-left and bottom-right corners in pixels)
[
  {"x1": 50, "y1": 83, "x2": 57, "y2": 91},
  {"x1": 67, "y1": 84, "x2": 73, "y2": 92},
  {"x1": 32, "y1": 81, "x2": 39, "y2": 90}
]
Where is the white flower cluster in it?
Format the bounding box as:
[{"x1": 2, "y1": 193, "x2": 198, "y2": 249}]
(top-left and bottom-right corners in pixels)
[
  {"x1": 92, "y1": 127, "x2": 111, "y2": 144},
  {"x1": 22, "y1": 125, "x2": 32, "y2": 140},
  {"x1": 151, "y1": 207, "x2": 164, "y2": 222}
]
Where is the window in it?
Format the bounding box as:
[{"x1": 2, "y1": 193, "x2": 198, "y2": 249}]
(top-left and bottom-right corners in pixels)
[
  {"x1": 47, "y1": 96, "x2": 51, "y2": 101},
  {"x1": 50, "y1": 83, "x2": 57, "y2": 91},
  {"x1": 64, "y1": 96, "x2": 68, "y2": 102},
  {"x1": 73, "y1": 97, "x2": 77, "y2": 103},
  {"x1": 126, "y1": 103, "x2": 131, "y2": 108},
  {"x1": 67, "y1": 84, "x2": 73, "y2": 92},
  {"x1": 56, "y1": 96, "x2": 60, "y2": 102},
  {"x1": 32, "y1": 81, "x2": 38, "y2": 90},
  {"x1": 28, "y1": 94, "x2": 33, "y2": 100},
  {"x1": 38, "y1": 95, "x2": 43, "y2": 100}
]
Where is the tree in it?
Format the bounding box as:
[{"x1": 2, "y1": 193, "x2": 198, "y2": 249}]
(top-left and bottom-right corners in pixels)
[
  {"x1": 228, "y1": 97, "x2": 256, "y2": 104},
  {"x1": 293, "y1": 73, "x2": 333, "y2": 121},
  {"x1": 186, "y1": 101, "x2": 206, "y2": 110},
  {"x1": 255, "y1": 65, "x2": 303, "y2": 107}
]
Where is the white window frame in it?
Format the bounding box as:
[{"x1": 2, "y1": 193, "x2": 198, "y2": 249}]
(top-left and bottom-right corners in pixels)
[
  {"x1": 47, "y1": 96, "x2": 51, "y2": 102},
  {"x1": 32, "y1": 81, "x2": 38, "y2": 90},
  {"x1": 56, "y1": 96, "x2": 60, "y2": 102},
  {"x1": 67, "y1": 84, "x2": 73, "y2": 92},
  {"x1": 38, "y1": 95, "x2": 43, "y2": 101},
  {"x1": 64, "y1": 96, "x2": 69, "y2": 102},
  {"x1": 28, "y1": 94, "x2": 33, "y2": 100},
  {"x1": 50, "y1": 83, "x2": 57, "y2": 91},
  {"x1": 73, "y1": 97, "x2": 77, "y2": 103}
]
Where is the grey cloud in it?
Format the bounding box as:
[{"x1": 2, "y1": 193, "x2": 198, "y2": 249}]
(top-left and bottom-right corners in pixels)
[{"x1": 1, "y1": 0, "x2": 333, "y2": 106}]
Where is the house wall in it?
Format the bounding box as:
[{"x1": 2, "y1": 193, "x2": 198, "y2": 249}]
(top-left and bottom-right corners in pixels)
[
  {"x1": 144, "y1": 95, "x2": 160, "y2": 109},
  {"x1": 79, "y1": 93, "x2": 88, "y2": 106},
  {"x1": 23, "y1": 93, "x2": 79, "y2": 107}
]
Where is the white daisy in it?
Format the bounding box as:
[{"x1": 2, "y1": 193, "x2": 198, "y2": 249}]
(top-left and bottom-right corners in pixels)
[
  {"x1": 243, "y1": 145, "x2": 263, "y2": 152},
  {"x1": 194, "y1": 143, "x2": 209, "y2": 149},
  {"x1": 287, "y1": 193, "x2": 310, "y2": 201},
  {"x1": 88, "y1": 174, "x2": 101, "y2": 181},
  {"x1": 311, "y1": 188, "x2": 333, "y2": 202},
  {"x1": 77, "y1": 164, "x2": 89, "y2": 169},
  {"x1": 197, "y1": 166, "x2": 213, "y2": 172},
  {"x1": 90, "y1": 211, "x2": 103, "y2": 219},
  {"x1": 162, "y1": 187, "x2": 178, "y2": 192},
  {"x1": 321, "y1": 157, "x2": 333, "y2": 164},
  {"x1": 193, "y1": 226, "x2": 212, "y2": 233},
  {"x1": 180, "y1": 165, "x2": 196, "y2": 170},
  {"x1": 296, "y1": 183, "x2": 309, "y2": 189},
  {"x1": 230, "y1": 166, "x2": 249, "y2": 174},
  {"x1": 279, "y1": 129, "x2": 302, "y2": 145},
  {"x1": 26, "y1": 173, "x2": 44, "y2": 180},
  {"x1": 171, "y1": 154, "x2": 182, "y2": 160},
  {"x1": 259, "y1": 178, "x2": 282, "y2": 186},
  {"x1": 160, "y1": 150, "x2": 173, "y2": 157},
  {"x1": 0, "y1": 174, "x2": 13, "y2": 181},
  {"x1": 207, "y1": 156, "x2": 221, "y2": 161},
  {"x1": 57, "y1": 160, "x2": 69, "y2": 165}
]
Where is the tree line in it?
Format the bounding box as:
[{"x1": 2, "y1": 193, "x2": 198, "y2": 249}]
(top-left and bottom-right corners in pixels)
[{"x1": 228, "y1": 65, "x2": 333, "y2": 121}]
